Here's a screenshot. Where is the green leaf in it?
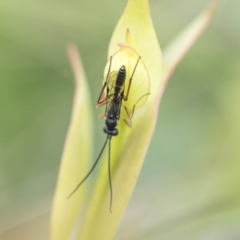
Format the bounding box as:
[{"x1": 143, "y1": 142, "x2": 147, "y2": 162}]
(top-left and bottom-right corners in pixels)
[
  {"x1": 51, "y1": 45, "x2": 93, "y2": 240},
  {"x1": 161, "y1": 1, "x2": 216, "y2": 99},
  {"x1": 76, "y1": 0, "x2": 162, "y2": 239}
]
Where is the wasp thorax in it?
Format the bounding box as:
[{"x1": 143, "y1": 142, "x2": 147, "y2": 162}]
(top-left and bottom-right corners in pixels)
[{"x1": 105, "y1": 114, "x2": 117, "y2": 130}]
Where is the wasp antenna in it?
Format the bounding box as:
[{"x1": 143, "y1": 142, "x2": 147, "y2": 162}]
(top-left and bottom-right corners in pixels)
[
  {"x1": 68, "y1": 135, "x2": 110, "y2": 199},
  {"x1": 108, "y1": 136, "x2": 113, "y2": 213}
]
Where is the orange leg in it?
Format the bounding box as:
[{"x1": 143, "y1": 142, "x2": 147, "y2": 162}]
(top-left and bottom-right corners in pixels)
[
  {"x1": 98, "y1": 112, "x2": 106, "y2": 119},
  {"x1": 122, "y1": 93, "x2": 150, "y2": 127}
]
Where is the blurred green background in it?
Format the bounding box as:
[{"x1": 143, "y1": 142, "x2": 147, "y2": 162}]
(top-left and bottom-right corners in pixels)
[{"x1": 1, "y1": 0, "x2": 240, "y2": 239}]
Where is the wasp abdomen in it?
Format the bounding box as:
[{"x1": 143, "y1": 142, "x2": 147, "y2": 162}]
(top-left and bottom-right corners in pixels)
[{"x1": 114, "y1": 65, "x2": 126, "y2": 96}]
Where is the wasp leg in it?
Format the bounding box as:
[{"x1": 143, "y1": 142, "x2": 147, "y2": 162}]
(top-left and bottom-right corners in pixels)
[
  {"x1": 122, "y1": 106, "x2": 132, "y2": 128},
  {"x1": 98, "y1": 112, "x2": 106, "y2": 119},
  {"x1": 97, "y1": 56, "x2": 113, "y2": 105},
  {"x1": 123, "y1": 56, "x2": 141, "y2": 101},
  {"x1": 123, "y1": 93, "x2": 150, "y2": 127},
  {"x1": 96, "y1": 97, "x2": 108, "y2": 108}
]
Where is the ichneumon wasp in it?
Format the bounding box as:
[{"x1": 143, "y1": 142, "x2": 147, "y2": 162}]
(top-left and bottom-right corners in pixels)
[{"x1": 68, "y1": 51, "x2": 149, "y2": 212}]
